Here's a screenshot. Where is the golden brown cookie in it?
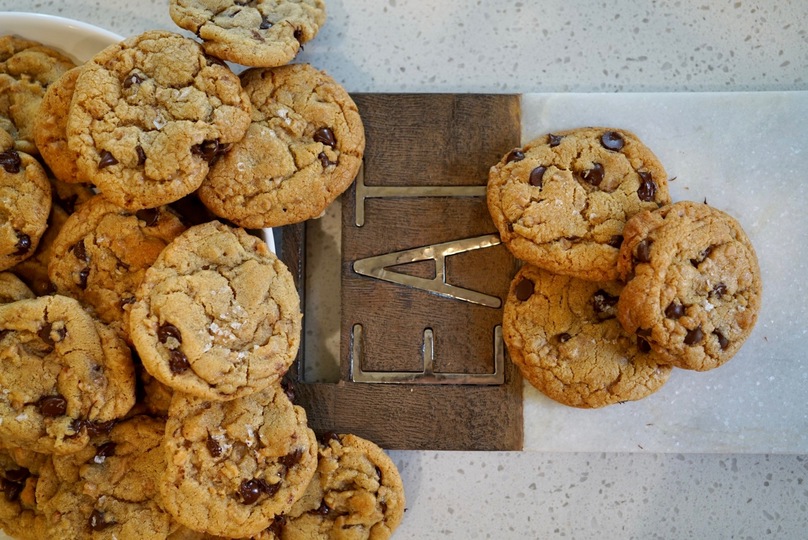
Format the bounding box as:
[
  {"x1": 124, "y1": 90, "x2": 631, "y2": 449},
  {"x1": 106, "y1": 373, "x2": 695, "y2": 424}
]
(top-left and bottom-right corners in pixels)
[
  {"x1": 48, "y1": 194, "x2": 187, "y2": 340},
  {"x1": 0, "y1": 148, "x2": 52, "y2": 271},
  {"x1": 0, "y1": 295, "x2": 135, "y2": 454},
  {"x1": 169, "y1": 0, "x2": 327, "y2": 68},
  {"x1": 0, "y1": 271, "x2": 34, "y2": 304},
  {"x1": 198, "y1": 63, "x2": 365, "y2": 228},
  {"x1": 66, "y1": 30, "x2": 252, "y2": 210},
  {"x1": 129, "y1": 221, "x2": 302, "y2": 401},
  {"x1": 616, "y1": 201, "x2": 762, "y2": 371},
  {"x1": 487, "y1": 127, "x2": 670, "y2": 282},
  {"x1": 0, "y1": 447, "x2": 49, "y2": 540},
  {"x1": 502, "y1": 264, "x2": 672, "y2": 408},
  {"x1": 160, "y1": 385, "x2": 317, "y2": 538}
]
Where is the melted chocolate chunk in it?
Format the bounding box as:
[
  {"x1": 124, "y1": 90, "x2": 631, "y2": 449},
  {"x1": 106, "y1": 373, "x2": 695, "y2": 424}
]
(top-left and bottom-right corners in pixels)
[
  {"x1": 38, "y1": 323, "x2": 66, "y2": 346},
  {"x1": 607, "y1": 235, "x2": 624, "y2": 249},
  {"x1": 711, "y1": 282, "x2": 727, "y2": 299},
  {"x1": 122, "y1": 72, "x2": 145, "y2": 89},
  {"x1": 713, "y1": 330, "x2": 729, "y2": 350},
  {"x1": 259, "y1": 16, "x2": 272, "y2": 29},
  {"x1": 281, "y1": 376, "x2": 296, "y2": 402},
  {"x1": 505, "y1": 149, "x2": 524, "y2": 163},
  {"x1": 279, "y1": 449, "x2": 303, "y2": 470},
  {"x1": 293, "y1": 28, "x2": 304, "y2": 43},
  {"x1": 318, "y1": 151, "x2": 336, "y2": 168},
  {"x1": 581, "y1": 163, "x2": 604, "y2": 186},
  {"x1": 665, "y1": 301, "x2": 685, "y2": 319},
  {"x1": 71, "y1": 240, "x2": 89, "y2": 262},
  {"x1": 13, "y1": 233, "x2": 31, "y2": 256},
  {"x1": 592, "y1": 289, "x2": 619, "y2": 316},
  {"x1": 192, "y1": 140, "x2": 230, "y2": 165},
  {"x1": 529, "y1": 166, "x2": 546, "y2": 187},
  {"x1": 89, "y1": 509, "x2": 115, "y2": 531},
  {"x1": 168, "y1": 350, "x2": 190, "y2": 374},
  {"x1": 557, "y1": 333, "x2": 572, "y2": 343},
  {"x1": 135, "y1": 208, "x2": 160, "y2": 226},
  {"x1": 548, "y1": 133, "x2": 563, "y2": 147},
  {"x1": 83, "y1": 420, "x2": 117, "y2": 438},
  {"x1": 206, "y1": 435, "x2": 222, "y2": 458},
  {"x1": 600, "y1": 131, "x2": 625, "y2": 151},
  {"x1": 238, "y1": 478, "x2": 268, "y2": 504},
  {"x1": 311, "y1": 500, "x2": 330, "y2": 516},
  {"x1": 94, "y1": 441, "x2": 117, "y2": 461},
  {"x1": 684, "y1": 326, "x2": 704, "y2": 346},
  {"x1": 313, "y1": 127, "x2": 336, "y2": 148},
  {"x1": 135, "y1": 145, "x2": 147, "y2": 165},
  {"x1": 318, "y1": 431, "x2": 341, "y2": 445},
  {"x1": 267, "y1": 516, "x2": 287, "y2": 536},
  {"x1": 637, "y1": 171, "x2": 657, "y2": 202},
  {"x1": 690, "y1": 245, "x2": 713, "y2": 267},
  {"x1": 514, "y1": 278, "x2": 534, "y2": 301},
  {"x1": 0, "y1": 150, "x2": 21, "y2": 173},
  {"x1": 77, "y1": 267, "x2": 90, "y2": 289},
  {"x1": 98, "y1": 150, "x2": 118, "y2": 169},
  {"x1": 637, "y1": 336, "x2": 652, "y2": 353},
  {"x1": 634, "y1": 239, "x2": 653, "y2": 263},
  {"x1": 38, "y1": 395, "x2": 67, "y2": 417},
  {"x1": 158, "y1": 323, "x2": 182, "y2": 344}
]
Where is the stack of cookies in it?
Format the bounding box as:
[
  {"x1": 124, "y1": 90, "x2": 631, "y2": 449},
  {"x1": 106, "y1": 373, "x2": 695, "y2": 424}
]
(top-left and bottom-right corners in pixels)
[
  {"x1": 488, "y1": 127, "x2": 762, "y2": 409},
  {"x1": 0, "y1": 1, "x2": 405, "y2": 539}
]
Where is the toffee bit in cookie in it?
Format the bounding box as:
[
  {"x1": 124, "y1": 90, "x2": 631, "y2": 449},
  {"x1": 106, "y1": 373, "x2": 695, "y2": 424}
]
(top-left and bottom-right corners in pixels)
[
  {"x1": 135, "y1": 145, "x2": 147, "y2": 165},
  {"x1": 135, "y1": 208, "x2": 160, "y2": 226},
  {"x1": 89, "y1": 509, "x2": 116, "y2": 531},
  {"x1": 548, "y1": 133, "x2": 563, "y2": 147},
  {"x1": 607, "y1": 235, "x2": 624, "y2": 249},
  {"x1": 581, "y1": 163, "x2": 604, "y2": 186},
  {"x1": 37, "y1": 395, "x2": 68, "y2": 417},
  {"x1": 711, "y1": 282, "x2": 727, "y2": 299},
  {"x1": 0, "y1": 150, "x2": 22, "y2": 173},
  {"x1": 98, "y1": 150, "x2": 118, "y2": 169},
  {"x1": 77, "y1": 267, "x2": 91, "y2": 289},
  {"x1": 637, "y1": 171, "x2": 657, "y2": 202},
  {"x1": 529, "y1": 166, "x2": 546, "y2": 187},
  {"x1": 93, "y1": 442, "x2": 117, "y2": 463},
  {"x1": 168, "y1": 349, "x2": 190, "y2": 374},
  {"x1": 600, "y1": 131, "x2": 625, "y2": 151},
  {"x1": 514, "y1": 278, "x2": 534, "y2": 301},
  {"x1": 504, "y1": 149, "x2": 525, "y2": 163},
  {"x1": 317, "y1": 151, "x2": 336, "y2": 168},
  {"x1": 206, "y1": 435, "x2": 222, "y2": 458},
  {"x1": 665, "y1": 301, "x2": 685, "y2": 319},
  {"x1": 13, "y1": 233, "x2": 31, "y2": 256},
  {"x1": 634, "y1": 239, "x2": 653, "y2": 263},
  {"x1": 313, "y1": 127, "x2": 336, "y2": 148},
  {"x1": 592, "y1": 289, "x2": 619, "y2": 317},
  {"x1": 713, "y1": 330, "x2": 730, "y2": 350},
  {"x1": 684, "y1": 326, "x2": 704, "y2": 346},
  {"x1": 158, "y1": 323, "x2": 182, "y2": 344},
  {"x1": 122, "y1": 72, "x2": 145, "y2": 89}
]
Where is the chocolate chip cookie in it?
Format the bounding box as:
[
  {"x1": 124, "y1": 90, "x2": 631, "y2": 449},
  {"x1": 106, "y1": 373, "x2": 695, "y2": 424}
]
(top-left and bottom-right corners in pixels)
[
  {"x1": 66, "y1": 30, "x2": 252, "y2": 211},
  {"x1": 0, "y1": 148, "x2": 52, "y2": 271},
  {"x1": 129, "y1": 220, "x2": 302, "y2": 401},
  {"x1": 487, "y1": 127, "x2": 670, "y2": 282},
  {"x1": 48, "y1": 194, "x2": 187, "y2": 340},
  {"x1": 616, "y1": 201, "x2": 762, "y2": 371},
  {"x1": 198, "y1": 63, "x2": 365, "y2": 228},
  {"x1": 0, "y1": 447, "x2": 48, "y2": 540},
  {"x1": 262, "y1": 432, "x2": 406, "y2": 540},
  {"x1": 169, "y1": 0, "x2": 327, "y2": 68},
  {"x1": 0, "y1": 271, "x2": 34, "y2": 304},
  {"x1": 502, "y1": 264, "x2": 672, "y2": 408},
  {"x1": 160, "y1": 384, "x2": 317, "y2": 538},
  {"x1": 0, "y1": 294, "x2": 135, "y2": 454}
]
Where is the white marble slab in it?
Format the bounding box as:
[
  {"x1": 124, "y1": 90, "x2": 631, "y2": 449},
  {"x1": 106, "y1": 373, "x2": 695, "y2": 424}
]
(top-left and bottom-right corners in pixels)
[{"x1": 521, "y1": 91, "x2": 808, "y2": 453}]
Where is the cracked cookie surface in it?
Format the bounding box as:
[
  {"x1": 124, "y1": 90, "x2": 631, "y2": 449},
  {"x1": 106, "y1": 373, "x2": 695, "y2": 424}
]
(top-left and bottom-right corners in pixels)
[
  {"x1": 487, "y1": 127, "x2": 670, "y2": 282},
  {"x1": 161, "y1": 385, "x2": 317, "y2": 538},
  {"x1": 198, "y1": 63, "x2": 365, "y2": 228},
  {"x1": 616, "y1": 201, "x2": 762, "y2": 371},
  {"x1": 502, "y1": 264, "x2": 672, "y2": 408},
  {"x1": 0, "y1": 294, "x2": 135, "y2": 454},
  {"x1": 66, "y1": 30, "x2": 252, "y2": 211},
  {"x1": 129, "y1": 220, "x2": 301, "y2": 401},
  {"x1": 169, "y1": 0, "x2": 326, "y2": 68}
]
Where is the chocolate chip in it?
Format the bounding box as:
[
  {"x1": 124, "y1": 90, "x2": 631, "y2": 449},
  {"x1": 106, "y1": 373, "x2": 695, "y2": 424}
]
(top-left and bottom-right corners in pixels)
[
  {"x1": 317, "y1": 151, "x2": 335, "y2": 168},
  {"x1": 690, "y1": 245, "x2": 713, "y2": 267},
  {"x1": 714, "y1": 330, "x2": 729, "y2": 350},
  {"x1": 13, "y1": 233, "x2": 30, "y2": 256},
  {"x1": 122, "y1": 72, "x2": 145, "y2": 89},
  {"x1": 71, "y1": 240, "x2": 89, "y2": 263},
  {"x1": 582, "y1": 163, "x2": 604, "y2": 186},
  {"x1": 94, "y1": 442, "x2": 117, "y2": 461},
  {"x1": 168, "y1": 350, "x2": 190, "y2": 374},
  {"x1": 1, "y1": 477, "x2": 24, "y2": 502},
  {"x1": 3, "y1": 469, "x2": 29, "y2": 484},
  {"x1": 279, "y1": 449, "x2": 303, "y2": 470},
  {"x1": 601, "y1": 131, "x2": 625, "y2": 151},
  {"x1": 711, "y1": 282, "x2": 727, "y2": 299},
  {"x1": 77, "y1": 267, "x2": 90, "y2": 289},
  {"x1": 548, "y1": 133, "x2": 563, "y2": 147},
  {"x1": 98, "y1": 150, "x2": 118, "y2": 169},
  {"x1": 637, "y1": 336, "x2": 652, "y2": 353},
  {"x1": 38, "y1": 395, "x2": 67, "y2": 417},
  {"x1": 38, "y1": 323, "x2": 66, "y2": 346},
  {"x1": 135, "y1": 208, "x2": 160, "y2": 226},
  {"x1": 58, "y1": 194, "x2": 79, "y2": 214},
  {"x1": 505, "y1": 149, "x2": 525, "y2": 163},
  {"x1": 293, "y1": 28, "x2": 304, "y2": 43},
  {"x1": 375, "y1": 466, "x2": 383, "y2": 482},
  {"x1": 238, "y1": 479, "x2": 267, "y2": 505},
  {"x1": 89, "y1": 509, "x2": 115, "y2": 531},
  {"x1": 514, "y1": 278, "x2": 534, "y2": 301},
  {"x1": 206, "y1": 435, "x2": 222, "y2": 458},
  {"x1": 259, "y1": 16, "x2": 272, "y2": 29},
  {"x1": 665, "y1": 301, "x2": 685, "y2": 319},
  {"x1": 637, "y1": 171, "x2": 657, "y2": 202},
  {"x1": 192, "y1": 140, "x2": 230, "y2": 165},
  {"x1": 158, "y1": 323, "x2": 182, "y2": 344},
  {"x1": 119, "y1": 296, "x2": 136, "y2": 309},
  {"x1": 313, "y1": 127, "x2": 336, "y2": 148},
  {"x1": 607, "y1": 235, "x2": 624, "y2": 249},
  {"x1": 318, "y1": 432, "x2": 341, "y2": 445},
  {"x1": 281, "y1": 377, "x2": 296, "y2": 402},
  {"x1": 267, "y1": 515, "x2": 287, "y2": 536},
  {"x1": 592, "y1": 289, "x2": 619, "y2": 316},
  {"x1": 684, "y1": 326, "x2": 704, "y2": 345},
  {"x1": 136, "y1": 145, "x2": 147, "y2": 165},
  {"x1": 557, "y1": 333, "x2": 572, "y2": 343},
  {"x1": 83, "y1": 420, "x2": 116, "y2": 438},
  {"x1": 529, "y1": 166, "x2": 546, "y2": 187},
  {"x1": 311, "y1": 501, "x2": 330, "y2": 516},
  {"x1": 635, "y1": 239, "x2": 653, "y2": 263},
  {"x1": 0, "y1": 150, "x2": 21, "y2": 173}
]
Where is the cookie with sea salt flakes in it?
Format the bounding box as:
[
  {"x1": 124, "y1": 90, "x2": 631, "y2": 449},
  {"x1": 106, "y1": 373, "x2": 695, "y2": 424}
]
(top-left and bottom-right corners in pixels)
[
  {"x1": 502, "y1": 264, "x2": 672, "y2": 408},
  {"x1": 487, "y1": 127, "x2": 670, "y2": 282},
  {"x1": 197, "y1": 63, "x2": 365, "y2": 228},
  {"x1": 66, "y1": 30, "x2": 252, "y2": 211},
  {"x1": 129, "y1": 220, "x2": 302, "y2": 401},
  {"x1": 160, "y1": 385, "x2": 317, "y2": 538},
  {"x1": 169, "y1": 0, "x2": 326, "y2": 68},
  {"x1": 616, "y1": 201, "x2": 762, "y2": 371}
]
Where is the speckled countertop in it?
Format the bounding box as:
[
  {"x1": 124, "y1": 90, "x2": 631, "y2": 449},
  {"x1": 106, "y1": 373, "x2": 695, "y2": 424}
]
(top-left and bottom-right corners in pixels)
[{"x1": 1, "y1": 1, "x2": 807, "y2": 538}]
